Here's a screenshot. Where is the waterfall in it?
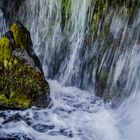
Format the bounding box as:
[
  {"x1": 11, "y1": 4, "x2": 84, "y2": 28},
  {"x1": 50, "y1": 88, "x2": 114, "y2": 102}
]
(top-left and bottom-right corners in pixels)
[
  {"x1": 0, "y1": 0, "x2": 140, "y2": 140},
  {"x1": 11, "y1": 0, "x2": 140, "y2": 103},
  {"x1": 0, "y1": 9, "x2": 7, "y2": 37},
  {"x1": 6, "y1": 0, "x2": 96, "y2": 89}
]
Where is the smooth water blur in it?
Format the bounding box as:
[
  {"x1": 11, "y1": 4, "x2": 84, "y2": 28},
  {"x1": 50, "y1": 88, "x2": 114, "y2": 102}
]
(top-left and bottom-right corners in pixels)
[
  {"x1": 0, "y1": 0, "x2": 140, "y2": 140},
  {"x1": 0, "y1": 79, "x2": 139, "y2": 140},
  {"x1": 115, "y1": 44, "x2": 140, "y2": 140},
  {"x1": 10, "y1": 0, "x2": 95, "y2": 89},
  {"x1": 0, "y1": 9, "x2": 7, "y2": 37},
  {"x1": 0, "y1": 80, "x2": 123, "y2": 140}
]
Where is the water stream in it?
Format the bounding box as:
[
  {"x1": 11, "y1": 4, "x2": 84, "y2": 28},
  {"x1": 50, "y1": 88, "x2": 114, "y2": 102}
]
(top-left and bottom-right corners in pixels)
[{"x1": 0, "y1": 0, "x2": 140, "y2": 140}]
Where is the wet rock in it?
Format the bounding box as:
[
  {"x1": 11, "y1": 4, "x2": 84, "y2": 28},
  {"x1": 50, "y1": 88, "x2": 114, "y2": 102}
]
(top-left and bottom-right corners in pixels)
[{"x1": 0, "y1": 21, "x2": 50, "y2": 109}]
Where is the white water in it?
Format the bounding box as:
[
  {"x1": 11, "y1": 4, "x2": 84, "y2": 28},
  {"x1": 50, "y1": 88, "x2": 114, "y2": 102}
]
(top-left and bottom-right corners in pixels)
[
  {"x1": 0, "y1": 79, "x2": 140, "y2": 140},
  {"x1": 0, "y1": 0, "x2": 140, "y2": 140},
  {"x1": 0, "y1": 80, "x2": 123, "y2": 140},
  {"x1": 0, "y1": 9, "x2": 7, "y2": 37}
]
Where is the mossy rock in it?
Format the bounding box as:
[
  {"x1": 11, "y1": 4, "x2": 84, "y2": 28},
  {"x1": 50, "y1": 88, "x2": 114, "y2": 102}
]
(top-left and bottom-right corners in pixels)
[{"x1": 0, "y1": 21, "x2": 50, "y2": 110}]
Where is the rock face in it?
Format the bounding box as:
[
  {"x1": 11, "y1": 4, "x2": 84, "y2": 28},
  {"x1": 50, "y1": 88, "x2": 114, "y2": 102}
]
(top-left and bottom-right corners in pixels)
[{"x1": 0, "y1": 21, "x2": 50, "y2": 109}]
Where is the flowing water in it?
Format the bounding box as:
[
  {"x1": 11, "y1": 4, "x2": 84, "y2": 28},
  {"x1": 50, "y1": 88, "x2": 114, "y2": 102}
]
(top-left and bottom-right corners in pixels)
[
  {"x1": 0, "y1": 8, "x2": 7, "y2": 37},
  {"x1": 0, "y1": 0, "x2": 140, "y2": 140}
]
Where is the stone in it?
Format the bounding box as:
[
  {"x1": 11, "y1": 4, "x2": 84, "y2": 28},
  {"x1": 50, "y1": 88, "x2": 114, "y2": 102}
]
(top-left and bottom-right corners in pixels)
[{"x1": 0, "y1": 21, "x2": 50, "y2": 110}]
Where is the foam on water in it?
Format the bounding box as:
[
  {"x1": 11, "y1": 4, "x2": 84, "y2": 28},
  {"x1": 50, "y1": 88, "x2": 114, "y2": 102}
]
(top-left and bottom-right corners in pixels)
[
  {"x1": 115, "y1": 83, "x2": 140, "y2": 140},
  {"x1": 0, "y1": 1, "x2": 140, "y2": 140},
  {"x1": 0, "y1": 80, "x2": 123, "y2": 140}
]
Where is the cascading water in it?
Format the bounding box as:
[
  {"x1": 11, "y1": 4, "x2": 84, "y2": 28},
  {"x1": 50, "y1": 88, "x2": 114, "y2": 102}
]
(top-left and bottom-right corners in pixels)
[
  {"x1": 0, "y1": 9, "x2": 7, "y2": 37},
  {"x1": 0, "y1": 0, "x2": 140, "y2": 140}
]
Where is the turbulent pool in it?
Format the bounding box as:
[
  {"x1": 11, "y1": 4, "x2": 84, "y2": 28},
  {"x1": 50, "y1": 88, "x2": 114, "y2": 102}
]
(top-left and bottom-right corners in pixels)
[
  {"x1": 0, "y1": 0, "x2": 140, "y2": 140},
  {"x1": 0, "y1": 79, "x2": 140, "y2": 140},
  {"x1": 0, "y1": 80, "x2": 122, "y2": 140}
]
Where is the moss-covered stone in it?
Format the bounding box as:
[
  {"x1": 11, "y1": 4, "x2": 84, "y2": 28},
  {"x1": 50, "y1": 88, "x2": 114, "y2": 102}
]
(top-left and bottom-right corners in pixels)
[
  {"x1": 0, "y1": 21, "x2": 50, "y2": 110},
  {"x1": 10, "y1": 21, "x2": 32, "y2": 51},
  {"x1": 61, "y1": 0, "x2": 71, "y2": 30}
]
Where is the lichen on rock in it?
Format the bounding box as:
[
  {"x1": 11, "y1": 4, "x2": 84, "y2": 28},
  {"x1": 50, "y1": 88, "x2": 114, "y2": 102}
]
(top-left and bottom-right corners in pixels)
[
  {"x1": 0, "y1": 21, "x2": 50, "y2": 110},
  {"x1": 10, "y1": 21, "x2": 32, "y2": 51}
]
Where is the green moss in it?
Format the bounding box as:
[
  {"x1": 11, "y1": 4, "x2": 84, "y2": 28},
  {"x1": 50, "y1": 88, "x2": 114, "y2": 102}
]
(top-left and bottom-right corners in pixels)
[
  {"x1": 0, "y1": 48, "x2": 49, "y2": 109},
  {"x1": 102, "y1": 2, "x2": 108, "y2": 14},
  {"x1": 61, "y1": 0, "x2": 71, "y2": 30},
  {"x1": 10, "y1": 23, "x2": 32, "y2": 51},
  {"x1": 0, "y1": 36, "x2": 12, "y2": 60},
  {"x1": 0, "y1": 93, "x2": 31, "y2": 109},
  {"x1": 0, "y1": 22, "x2": 50, "y2": 109},
  {"x1": 84, "y1": 0, "x2": 139, "y2": 48},
  {"x1": 0, "y1": 35, "x2": 17, "y2": 69}
]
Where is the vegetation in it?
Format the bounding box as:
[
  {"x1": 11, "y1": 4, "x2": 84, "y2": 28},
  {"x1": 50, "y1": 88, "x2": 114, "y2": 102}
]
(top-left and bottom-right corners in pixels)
[{"x1": 0, "y1": 22, "x2": 50, "y2": 109}]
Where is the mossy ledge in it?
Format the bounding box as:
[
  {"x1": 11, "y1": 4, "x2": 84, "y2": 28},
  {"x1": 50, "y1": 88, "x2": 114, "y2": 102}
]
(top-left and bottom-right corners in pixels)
[{"x1": 0, "y1": 21, "x2": 50, "y2": 110}]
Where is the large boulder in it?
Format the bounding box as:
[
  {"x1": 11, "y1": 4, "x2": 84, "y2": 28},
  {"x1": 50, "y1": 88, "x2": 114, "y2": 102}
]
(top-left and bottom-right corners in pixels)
[{"x1": 0, "y1": 21, "x2": 50, "y2": 109}]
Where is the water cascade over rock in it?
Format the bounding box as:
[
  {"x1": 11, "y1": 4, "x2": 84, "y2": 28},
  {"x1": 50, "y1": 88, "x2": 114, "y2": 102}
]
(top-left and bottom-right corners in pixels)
[
  {"x1": 2, "y1": 0, "x2": 139, "y2": 104},
  {"x1": 0, "y1": 0, "x2": 140, "y2": 140}
]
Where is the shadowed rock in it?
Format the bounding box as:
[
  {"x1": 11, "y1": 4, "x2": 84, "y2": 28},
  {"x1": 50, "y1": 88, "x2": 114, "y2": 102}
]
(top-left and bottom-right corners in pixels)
[{"x1": 0, "y1": 21, "x2": 50, "y2": 110}]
